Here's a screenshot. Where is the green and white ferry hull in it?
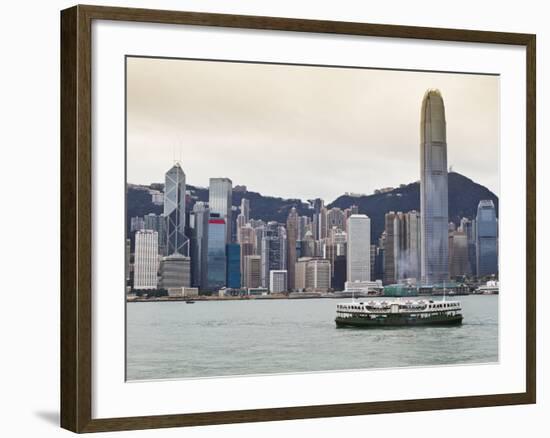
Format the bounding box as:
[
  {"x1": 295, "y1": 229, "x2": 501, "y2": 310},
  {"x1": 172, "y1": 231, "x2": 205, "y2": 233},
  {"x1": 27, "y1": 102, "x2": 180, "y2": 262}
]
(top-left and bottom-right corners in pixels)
[{"x1": 335, "y1": 299, "x2": 463, "y2": 328}]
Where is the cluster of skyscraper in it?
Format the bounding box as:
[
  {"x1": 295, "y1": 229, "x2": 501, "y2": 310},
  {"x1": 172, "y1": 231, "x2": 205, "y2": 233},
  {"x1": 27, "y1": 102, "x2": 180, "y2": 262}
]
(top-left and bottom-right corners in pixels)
[
  {"x1": 129, "y1": 169, "x2": 374, "y2": 294},
  {"x1": 128, "y1": 89, "x2": 498, "y2": 295},
  {"x1": 376, "y1": 90, "x2": 498, "y2": 286}
]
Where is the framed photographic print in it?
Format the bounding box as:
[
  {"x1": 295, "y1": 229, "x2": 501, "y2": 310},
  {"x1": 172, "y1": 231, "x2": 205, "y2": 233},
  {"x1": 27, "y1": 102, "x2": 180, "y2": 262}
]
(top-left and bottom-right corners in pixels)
[{"x1": 60, "y1": 4, "x2": 536, "y2": 433}]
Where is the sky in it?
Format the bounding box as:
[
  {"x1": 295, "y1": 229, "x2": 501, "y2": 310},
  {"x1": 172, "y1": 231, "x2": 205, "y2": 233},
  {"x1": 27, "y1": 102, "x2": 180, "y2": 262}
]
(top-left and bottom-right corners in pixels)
[{"x1": 126, "y1": 57, "x2": 499, "y2": 202}]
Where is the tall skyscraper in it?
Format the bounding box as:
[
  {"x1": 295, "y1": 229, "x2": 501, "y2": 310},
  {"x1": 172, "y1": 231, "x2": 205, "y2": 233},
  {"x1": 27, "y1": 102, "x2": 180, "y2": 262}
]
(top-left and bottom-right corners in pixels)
[
  {"x1": 286, "y1": 207, "x2": 299, "y2": 291},
  {"x1": 238, "y1": 224, "x2": 256, "y2": 285},
  {"x1": 125, "y1": 238, "x2": 131, "y2": 284},
  {"x1": 261, "y1": 222, "x2": 287, "y2": 289},
  {"x1": 476, "y1": 200, "x2": 498, "y2": 277},
  {"x1": 392, "y1": 210, "x2": 421, "y2": 282},
  {"x1": 164, "y1": 162, "x2": 187, "y2": 255},
  {"x1": 143, "y1": 212, "x2": 167, "y2": 255},
  {"x1": 300, "y1": 230, "x2": 320, "y2": 258},
  {"x1": 346, "y1": 214, "x2": 371, "y2": 283},
  {"x1": 310, "y1": 198, "x2": 324, "y2": 240},
  {"x1": 332, "y1": 255, "x2": 347, "y2": 291},
  {"x1": 205, "y1": 216, "x2": 226, "y2": 292},
  {"x1": 420, "y1": 89, "x2": 449, "y2": 284},
  {"x1": 459, "y1": 217, "x2": 477, "y2": 276},
  {"x1": 297, "y1": 216, "x2": 309, "y2": 241},
  {"x1": 318, "y1": 206, "x2": 328, "y2": 239},
  {"x1": 134, "y1": 230, "x2": 158, "y2": 290},
  {"x1": 295, "y1": 257, "x2": 311, "y2": 291},
  {"x1": 448, "y1": 231, "x2": 470, "y2": 277},
  {"x1": 405, "y1": 210, "x2": 421, "y2": 281},
  {"x1": 326, "y1": 208, "x2": 346, "y2": 233},
  {"x1": 243, "y1": 255, "x2": 261, "y2": 289},
  {"x1": 383, "y1": 211, "x2": 397, "y2": 284},
  {"x1": 324, "y1": 228, "x2": 347, "y2": 287},
  {"x1": 209, "y1": 178, "x2": 233, "y2": 243},
  {"x1": 240, "y1": 198, "x2": 250, "y2": 222},
  {"x1": 226, "y1": 243, "x2": 241, "y2": 289},
  {"x1": 190, "y1": 202, "x2": 209, "y2": 289}
]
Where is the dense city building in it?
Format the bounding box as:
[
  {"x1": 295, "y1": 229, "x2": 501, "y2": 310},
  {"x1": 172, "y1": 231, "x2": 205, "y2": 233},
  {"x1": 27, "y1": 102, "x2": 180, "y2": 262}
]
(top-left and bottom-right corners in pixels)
[
  {"x1": 128, "y1": 125, "x2": 498, "y2": 296},
  {"x1": 261, "y1": 222, "x2": 287, "y2": 289},
  {"x1": 238, "y1": 224, "x2": 256, "y2": 286},
  {"x1": 403, "y1": 211, "x2": 422, "y2": 281},
  {"x1": 448, "y1": 231, "x2": 470, "y2": 277},
  {"x1": 126, "y1": 238, "x2": 131, "y2": 287},
  {"x1": 324, "y1": 228, "x2": 347, "y2": 288},
  {"x1": 305, "y1": 259, "x2": 331, "y2": 292},
  {"x1": 143, "y1": 213, "x2": 167, "y2": 255},
  {"x1": 240, "y1": 198, "x2": 250, "y2": 222},
  {"x1": 294, "y1": 257, "x2": 311, "y2": 291},
  {"x1": 310, "y1": 198, "x2": 324, "y2": 240},
  {"x1": 205, "y1": 216, "x2": 226, "y2": 291},
  {"x1": 347, "y1": 214, "x2": 371, "y2": 283},
  {"x1": 226, "y1": 243, "x2": 241, "y2": 289},
  {"x1": 209, "y1": 177, "x2": 233, "y2": 243},
  {"x1": 332, "y1": 255, "x2": 347, "y2": 291},
  {"x1": 286, "y1": 207, "x2": 299, "y2": 291},
  {"x1": 236, "y1": 199, "x2": 249, "y2": 243},
  {"x1": 391, "y1": 210, "x2": 421, "y2": 282},
  {"x1": 476, "y1": 200, "x2": 498, "y2": 277},
  {"x1": 326, "y1": 207, "x2": 346, "y2": 234},
  {"x1": 297, "y1": 215, "x2": 310, "y2": 241},
  {"x1": 301, "y1": 231, "x2": 320, "y2": 258},
  {"x1": 383, "y1": 211, "x2": 397, "y2": 284},
  {"x1": 269, "y1": 270, "x2": 288, "y2": 293},
  {"x1": 164, "y1": 162, "x2": 187, "y2": 256},
  {"x1": 134, "y1": 230, "x2": 159, "y2": 290},
  {"x1": 190, "y1": 202, "x2": 209, "y2": 289},
  {"x1": 243, "y1": 255, "x2": 261, "y2": 289},
  {"x1": 420, "y1": 89, "x2": 449, "y2": 284},
  {"x1": 159, "y1": 253, "x2": 191, "y2": 289},
  {"x1": 373, "y1": 246, "x2": 385, "y2": 282},
  {"x1": 130, "y1": 216, "x2": 145, "y2": 232},
  {"x1": 459, "y1": 217, "x2": 477, "y2": 276}
]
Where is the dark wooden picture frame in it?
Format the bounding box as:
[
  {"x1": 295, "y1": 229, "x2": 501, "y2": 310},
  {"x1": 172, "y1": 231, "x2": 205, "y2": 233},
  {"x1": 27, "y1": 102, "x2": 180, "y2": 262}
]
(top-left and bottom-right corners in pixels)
[{"x1": 60, "y1": 4, "x2": 536, "y2": 433}]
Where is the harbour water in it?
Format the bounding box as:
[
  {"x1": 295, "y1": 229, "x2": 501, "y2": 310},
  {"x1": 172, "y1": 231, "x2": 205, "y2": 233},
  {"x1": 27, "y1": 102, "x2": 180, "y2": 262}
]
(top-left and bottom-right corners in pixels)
[{"x1": 126, "y1": 295, "x2": 498, "y2": 381}]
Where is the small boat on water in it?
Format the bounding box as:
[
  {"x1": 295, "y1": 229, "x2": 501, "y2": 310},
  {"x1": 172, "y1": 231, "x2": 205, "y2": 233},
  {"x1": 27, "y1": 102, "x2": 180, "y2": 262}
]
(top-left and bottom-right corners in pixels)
[
  {"x1": 185, "y1": 300, "x2": 195, "y2": 304},
  {"x1": 474, "y1": 280, "x2": 499, "y2": 295},
  {"x1": 335, "y1": 298, "x2": 463, "y2": 328}
]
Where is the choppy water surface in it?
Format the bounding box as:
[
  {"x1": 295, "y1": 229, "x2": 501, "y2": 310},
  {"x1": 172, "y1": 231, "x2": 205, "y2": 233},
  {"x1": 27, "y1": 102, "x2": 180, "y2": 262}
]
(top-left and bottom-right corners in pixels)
[{"x1": 126, "y1": 295, "x2": 498, "y2": 380}]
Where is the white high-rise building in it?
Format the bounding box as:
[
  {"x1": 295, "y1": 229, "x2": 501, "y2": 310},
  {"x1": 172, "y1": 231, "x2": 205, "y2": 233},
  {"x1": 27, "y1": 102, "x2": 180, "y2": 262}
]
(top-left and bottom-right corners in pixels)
[
  {"x1": 269, "y1": 270, "x2": 288, "y2": 293},
  {"x1": 134, "y1": 230, "x2": 159, "y2": 290},
  {"x1": 346, "y1": 214, "x2": 371, "y2": 282},
  {"x1": 305, "y1": 259, "x2": 331, "y2": 292},
  {"x1": 209, "y1": 177, "x2": 233, "y2": 243}
]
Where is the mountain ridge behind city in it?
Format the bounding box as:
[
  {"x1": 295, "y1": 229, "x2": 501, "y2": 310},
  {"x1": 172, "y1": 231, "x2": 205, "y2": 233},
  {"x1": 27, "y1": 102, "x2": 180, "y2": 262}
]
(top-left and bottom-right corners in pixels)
[{"x1": 127, "y1": 171, "x2": 498, "y2": 241}]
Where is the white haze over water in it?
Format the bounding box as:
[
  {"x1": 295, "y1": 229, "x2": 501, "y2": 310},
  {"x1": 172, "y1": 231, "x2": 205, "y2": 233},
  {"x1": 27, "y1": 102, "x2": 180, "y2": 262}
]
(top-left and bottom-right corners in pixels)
[{"x1": 127, "y1": 57, "x2": 500, "y2": 202}]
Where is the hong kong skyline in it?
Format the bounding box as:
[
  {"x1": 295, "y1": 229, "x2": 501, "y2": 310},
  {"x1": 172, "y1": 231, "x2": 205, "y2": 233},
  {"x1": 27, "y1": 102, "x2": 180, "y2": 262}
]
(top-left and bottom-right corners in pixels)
[{"x1": 127, "y1": 57, "x2": 500, "y2": 200}]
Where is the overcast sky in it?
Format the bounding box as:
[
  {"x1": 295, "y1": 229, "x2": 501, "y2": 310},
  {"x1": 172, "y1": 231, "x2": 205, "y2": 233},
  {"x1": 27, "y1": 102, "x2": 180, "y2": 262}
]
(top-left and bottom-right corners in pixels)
[{"x1": 127, "y1": 57, "x2": 499, "y2": 201}]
